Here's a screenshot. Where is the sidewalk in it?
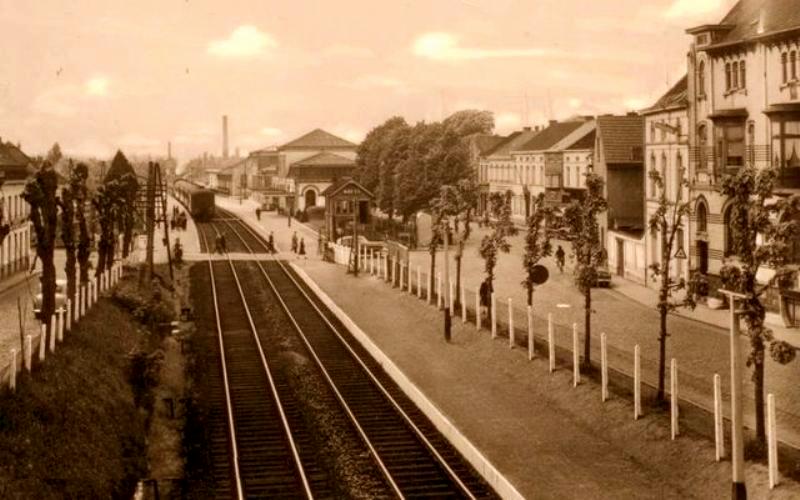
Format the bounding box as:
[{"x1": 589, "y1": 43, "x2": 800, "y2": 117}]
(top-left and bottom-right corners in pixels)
[{"x1": 222, "y1": 199, "x2": 800, "y2": 498}]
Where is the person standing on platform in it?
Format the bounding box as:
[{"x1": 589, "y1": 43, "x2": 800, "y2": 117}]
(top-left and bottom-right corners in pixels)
[
  {"x1": 479, "y1": 278, "x2": 492, "y2": 322},
  {"x1": 291, "y1": 232, "x2": 298, "y2": 253},
  {"x1": 299, "y1": 238, "x2": 306, "y2": 258},
  {"x1": 268, "y1": 231, "x2": 275, "y2": 253},
  {"x1": 256, "y1": 207, "x2": 262, "y2": 221}
]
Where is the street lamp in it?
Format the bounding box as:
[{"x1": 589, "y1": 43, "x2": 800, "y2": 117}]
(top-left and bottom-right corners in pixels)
[{"x1": 443, "y1": 216, "x2": 451, "y2": 342}]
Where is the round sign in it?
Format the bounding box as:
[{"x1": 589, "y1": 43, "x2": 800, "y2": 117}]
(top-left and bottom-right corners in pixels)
[{"x1": 531, "y1": 264, "x2": 549, "y2": 285}]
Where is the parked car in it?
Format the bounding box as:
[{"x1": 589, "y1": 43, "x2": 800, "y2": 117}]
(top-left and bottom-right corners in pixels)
[
  {"x1": 33, "y1": 278, "x2": 67, "y2": 319},
  {"x1": 593, "y1": 267, "x2": 611, "y2": 288}
]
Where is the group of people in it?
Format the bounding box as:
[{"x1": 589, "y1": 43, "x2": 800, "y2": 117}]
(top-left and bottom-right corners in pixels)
[
  {"x1": 171, "y1": 206, "x2": 188, "y2": 231},
  {"x1": 291, "y1": 231, "x2": 306, "y2": 256}
]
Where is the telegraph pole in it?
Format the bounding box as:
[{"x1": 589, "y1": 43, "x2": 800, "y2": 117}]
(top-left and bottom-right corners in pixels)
[{"x1": 443, "y1": 216, "x2": 451, "y2": 342}]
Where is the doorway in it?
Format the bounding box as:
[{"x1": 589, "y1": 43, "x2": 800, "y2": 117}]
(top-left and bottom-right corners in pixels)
[
  {"x1": 304, "y1": 189, "x2": 317, "y2": 208},
  {"x1": 696, "y1": 241, "x2": 709, "y2": 274}
]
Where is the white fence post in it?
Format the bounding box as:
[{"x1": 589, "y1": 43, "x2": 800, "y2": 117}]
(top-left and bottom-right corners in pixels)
[
  {"x1": 49, "y1": 315, "x2": 56, "y2": 353},
  {"x1": 548, "y1": 313, "x2": 555, "y2": 373},
  {"x1": 39, "y1": 324, "x2": 46, "y2": 362},
  {"x1": 437, "y1": 273, "x2": 442, "y2": 309},
  {"x1": 671, "y1": 358, "x2": 679, "y2": 440},
  {"x1": 527, "y1": 305, "x2": 534, "y2": 360},
  {"x1": 57, "y1": 310, "x2": 64, "y2": 342},
  {"x1": 417, "y1": 267, "x2": 422, "y2": 298},
  {"x1": 714, "y1": 374, "x2": 725, "y2": 461},
  {"x1": 449, "y1": 279, "x2": 455, "y2": 309},
  {"x1": 634, "y1": 344, "x2": 642, "y2": 420},
  {"x1": 393, "y1": 259, "x2": 398, "y2": 287},
  {"x1": 475, "y1": 287, "x2": 481, "y2": 330},
  {"x1": 9, "y1": 349, "x2": 17, "y2": 392},
  {"x1": 768, "y1": 393, "x2": 779, "y2": 489},
  {"x1": 601, "y1": 333, "x2": 608, "y2": 402},
  {"x1": 491, "y1": 293, "x2": 497, "y2": 338},
  {"x1": 572, "y1": 323, "x2": 580, "y2": 387},
  {"x1": 461, "y1": 283, "x2": 467, "y2": 323},
  {"x1": 399, "y1": 262, "x2": 404, "y2": 290},
  {"x1": 508, "y1": 298, "x2": 514, "y2": 348},
  {"x1": 24, "y1": 335, "x2": 32, "y2": 372}
]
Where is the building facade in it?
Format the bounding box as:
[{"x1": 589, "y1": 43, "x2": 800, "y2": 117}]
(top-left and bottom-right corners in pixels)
[
  {"x1": 642, "y1": 76, "x2": 691, "y2": 289},
  {"x1": 0, "y1": 141, "x2": 33, "y2": 279},
  {"x1": 686, "y1": 0, "x2": 800, "y2": 321},
  {"x1": 479, "y1": 127, "x2": 541, "y2": 222}
]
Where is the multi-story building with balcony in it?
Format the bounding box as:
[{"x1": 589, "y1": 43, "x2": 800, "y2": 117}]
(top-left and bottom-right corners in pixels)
[
  {"x1": 479, "y1": 127, "x2": 541, "y2": 222},
  {"x1": 0, "y1": 140, "x2": 32, "y2": 280},
  {"x1": 642, "y1": 75, "x2": 691, "y2": 289},
  {"x1": 686, "y1": 0, "x2": 800, "y2": 322}
]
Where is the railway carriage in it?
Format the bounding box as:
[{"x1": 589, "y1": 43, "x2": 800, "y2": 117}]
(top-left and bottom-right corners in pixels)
[{"x1": 174, "y1": 178, "x2": 216, "y2": 221}]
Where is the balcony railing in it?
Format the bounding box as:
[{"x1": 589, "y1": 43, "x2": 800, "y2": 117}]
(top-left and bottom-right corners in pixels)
[{"x1": 689, "y1": 144, "x2": 787, "y2": 185}]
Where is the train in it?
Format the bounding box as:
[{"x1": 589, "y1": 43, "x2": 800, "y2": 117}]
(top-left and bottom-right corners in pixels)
[{"x1": 173, "y1": 178, "x2": 216, "y2": 221}]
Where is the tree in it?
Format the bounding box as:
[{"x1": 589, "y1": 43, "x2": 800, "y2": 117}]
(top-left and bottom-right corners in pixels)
[
  {"x1": 479, "y1": 191, "x2": 518, "y2": 299},
  {"x1": 436, "y1": 179, "x2": 479, "y2": 309},
  {"x1": 355, "y1": 116, "x2": 407, "y2": 195},
  {"x1": 441, "y1": 109, "x2": 494, "y2": 137},
  {"x1": 647, "y1": 169, "x2": 698, "y2": 402},
  {"x1": 563, "y1": 172, "x2": 607, "y2": 367},
  {"x1": 45, "y1": 142, "x2": 63, "y2": 166},
  {"x1": 74, "y1": 164, "x2": 92, "y2": 285},
  {"x1": 105, "y1": 151, "x2": 139, "y2": 258},
  {"x1": 522, "y1": 193, "x2": 553, "y2": 306},
  {"x1": 93, "y1": 180, "x2": 123, "y2": 275},
  {"x1": 719, "y1": 166, "x2": 800, "y2": 448},
  {"x1": 22, "y1": 161, "x2": 59, "y2": 342},
  {"x1": 57, "y1": 160, "x2": 78, "y2": 302}
]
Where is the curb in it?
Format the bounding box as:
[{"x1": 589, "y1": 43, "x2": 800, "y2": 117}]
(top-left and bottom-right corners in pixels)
[{"x1": 290, "y1": 262, "x2": 525, "y2": 500}]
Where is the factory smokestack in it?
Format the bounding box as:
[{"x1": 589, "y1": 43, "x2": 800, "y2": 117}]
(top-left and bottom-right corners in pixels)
[{"x1": 222, "y1": 115, "x2": 229, "y2": 159}]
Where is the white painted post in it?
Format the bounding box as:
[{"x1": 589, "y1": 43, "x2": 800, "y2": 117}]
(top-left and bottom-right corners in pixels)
[
  {"x1": 9, "y1": 349, "x2": 17, "y2": 391},
  {"x1": 601, "y1": 333, "x2": 608, "y2": 402},
  {"x1": 49, "y1": 315, "x2": 56, "y2": 353},
  {"x1": 475, "y1": 287, "x2": 481, "y2": 330},
  {"x1": 527, "y1": 305, "x2": 534, "y2": 360},
  {"x1": 768, "y1": 393, "x2": 779, "y2": 489},
  {"x1": 508, "y1": 298, "x2": 514, "y2": 348},
  {"x1": 572, "y1": 323, "x2": 580, "y2": 387},
  {"x1": 449, "y1": 279, "x2": 455, "y2": 309},
  {"x1": 39, "y1": 324, "x2": 46, "y2": 362},
  {"x1": 671, "y1": 358, "x2": 679, "y2": 440},
  {"x1": 57, "y1": 310, "x2": 64, "y2": 342},
  {"x1": 393, "y1": 258, "x2": 398, "y2": 287},
  {"x1": 461, "y1": 283, "x2": 467, "y2": 323},
  {"x1": 417, "y1": 266, "x2": 422, "y2": 298},
  {"x1": 427, "y1": 273, "x2": 433, "y2": 304},
  {"x1": 399, "y1": 262, "x2": 404, "y2": 290},
  {"x1": 634, "y1": 344, "x2": 642, "y2": 420},
  {"x1": 437, "y1": 273, "x2": 442, "y2": 309},
  {"x1": 24, "y1": 335, "x2": 32, "y2": 372},
  {"x1": 490, "y1": 293, "x2": 497, "y2": 338},
  {"x1": 714, "y1": 374, "x2": 725, "y2": 461},
  {"x1": 548, "y1": 313, "x2": 555, "y2": 373}
]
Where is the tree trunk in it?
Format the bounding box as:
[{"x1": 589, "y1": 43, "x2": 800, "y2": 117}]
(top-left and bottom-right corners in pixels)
[
  {"x1": 657, "y1": 304, "x2": 668, "y2": 402},
  {"x1": 527, "y1": 283, "x2": 533, "y2": 307},
  {"x1": 754, "y1": 349, "x2": 767, "y2": 447},
  {"x1": 65, "y1": 248, "x2": 76, "y2": 306},
  {"x1": 454, "y1": 252, "x2": 462, "y2": 310},
  {"x1": 584, "y1": 288, "x2": 591, "y2": 367},
  {"x1": 41, "y1": 252, "x2": 56, "y2": 342}
]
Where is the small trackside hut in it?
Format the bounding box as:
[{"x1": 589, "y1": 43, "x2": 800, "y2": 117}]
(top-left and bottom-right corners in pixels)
[{"x1": 322, "y1": 178, "x2": 373, "y2": 244}]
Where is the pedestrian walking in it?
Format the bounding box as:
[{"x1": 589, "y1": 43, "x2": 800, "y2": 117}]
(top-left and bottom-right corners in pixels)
[
  {"x1": 268, "y1": 231, "x2": 275, "y2": 253},
  {"x1": 555, "y1": 245, "x2": 565, "y2": 273},
  {"x1": 256, "y1": 207, "x2": 262, "y2": 221},
  {"x1": 299, "y1": 238, "x2": 306, "y2": 257},
  {"x1": 479, "y1": 278, "x2": 492, "y2": 322},
  {"x1": 291, "y1": 232, "x2": 298, "y2": 253}
]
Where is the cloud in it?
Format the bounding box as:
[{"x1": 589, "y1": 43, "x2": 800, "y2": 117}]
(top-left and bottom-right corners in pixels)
[
  {"x1": 664, "y1": 0, "x2": 725, "y2": 20},
  {"x1": 85, "y1": 76, "x2": 110, "y2": 97},
  {"x1": 343, "y1": 74, "x2": 406, "y2": 91},
  {"x1": 413, "y1": 32, "x2": 557, "y2": 61},
  {"x1": 208, "y1": 25, "x2": 277, "y2": 58},
  {"x1": 260, "y1": 127, "x2": 283, "y2": 137},
  {"x1": 568, "y1": 98, "x2": 583, "y2": 109},
  {"x1": 495, "y1": 111, "x2": 522, "y2": 132},
  {"x1": 330, "y1": 125, "x2": 365, "y2": 144},
  {"x1": 322, "y1": 44, "x2": 374, "y2": 58},
  {"x1": 623, "y1": 97, "x2": 649, "y2": 111},
  {"x1": 32, "y1": 85, "x2": 79, "y2": 117}
]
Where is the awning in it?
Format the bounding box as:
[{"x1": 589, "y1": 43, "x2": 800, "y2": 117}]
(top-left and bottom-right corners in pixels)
[
  {"x1": 708, "y1": 108, "x2": 748, "y2": 120},
  {"x1": 763, "y1": 103, "x2": 800, "y2": 115}
]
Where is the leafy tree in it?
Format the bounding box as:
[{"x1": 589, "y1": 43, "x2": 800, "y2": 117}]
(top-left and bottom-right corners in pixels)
[
  {"x1": 355, "y1": 116, "x2": 407, "y2": 195},
  {"x1": 479, "y1": 191, "x2": 518, "y2": 298},
  {"x1": 441, "y1": 109, "x2": 494, "y2": 137},
  {"x1": 74, "y1": 164, "x2": 92, "y2": 285},
  {"x1": 437, "y1": 179, "x2": 479, "y2": 308},
  {"x1": 57, "y1": 161, "x2": 78, "y2": 301},
  {"x1": 22, "y1": 161, "x2": 59, "y2": 341},
  {"x1": 105, "y1": 151, "x2": 139, "y2": 258},
  {"x1": 647, "y1": 169, "x2": 698, "y2": 402},
  {"x1": 719, "y1": 166, "x2": 800, "y2": 448},
  {"x1": 45, "y1": 142, "x2": 63, "y2": 166},
  {"x1": 563, "y1": 172, "x2": 607, "y2": 367},
  {"x1": 395, "y1": 122, "x2": 441, "y2": 220},
  {"x1": 93, "y1": 180, "x2": 123, "y2": 275},
  {"x1": 522, "y1": 193, "x2": 553, "y2": 306}
]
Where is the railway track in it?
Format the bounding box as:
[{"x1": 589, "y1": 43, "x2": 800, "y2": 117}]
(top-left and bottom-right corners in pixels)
[{"x1": 209, "y1": 209, "x2": 497, "y2": 499}]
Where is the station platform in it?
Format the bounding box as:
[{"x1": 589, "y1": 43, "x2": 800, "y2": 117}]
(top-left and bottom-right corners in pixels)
[{"x1": 218, "y1": 198, "x2": 800, "y2": 499}]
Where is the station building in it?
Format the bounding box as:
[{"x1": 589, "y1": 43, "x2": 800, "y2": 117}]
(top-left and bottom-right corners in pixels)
[{"x1": 0, "y1": 140, "x2": 33, "y2": 280}]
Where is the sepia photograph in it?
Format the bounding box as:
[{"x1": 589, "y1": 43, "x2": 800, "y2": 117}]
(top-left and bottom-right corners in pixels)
[{"x1": 2, "y1": 0, "x2": 800, "y2": 498}]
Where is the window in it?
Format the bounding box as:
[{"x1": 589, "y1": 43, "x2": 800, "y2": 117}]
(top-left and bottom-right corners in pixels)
[
  {"x1": 660, "y1": 153, "x2": 667, "y2": 195},
  {"x1": 725, "y1": 62, "x2": 731, "y2": 90},
  {"x1": 696, "y1": 201, "x2": 708, "y2": 233},
  {"x1": 650, "y1": 122, "x2": 656, "y2": 143},
  {"x1": 698, "y1": 60, "x2": 706, "y2": 97},
  {"x1": 660, "y1": 122, "x2": 666, "y2": 142},
  {"x1": 676, "y1": 118, "x2": 682, "y2": 138},
  {"x1": 717, "y1": 121, "x2": 745, "y2": 169},
  {"x1": 740, "y1": 60, "x2": 746, "y2": 89},
  {"x1": 649, "y1": 154, "x2": 657, "y2": 197},
  {"x1": 546, "y1": 174, "x2": 562, "y2": 188},
  {"x1": 748, "y1": 121, "x2": 756, "y2": 165},
  {"x1": 566, "y1": 166, "x2": 571, "y2": 187},
  {"x1": 783, "y1": 52, "x2": 789, "y2": 83},
  {"x1": 575, "y1": 165, "x2": 580, "y2": 186},
  {"x1": 771, "y1": 118, "x2": 800, "y2": 169},
  {"x1": 792, "y1": 51, "x2": 798, "y2": 80},
  {"x1": 732, "y1": 61, "x2": 739, "y2": 89},
  {"x1": 675, "y1": 152, "x2": 683, "y2": 200}
]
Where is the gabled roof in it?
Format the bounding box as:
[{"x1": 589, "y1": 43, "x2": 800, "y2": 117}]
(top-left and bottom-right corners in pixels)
[
  {"x1": 566, "y1": 130, "x2": 596, "y2": 150},
  {"x1": 472, "y1": 134, "x2": 505, "y2": 155},
  {"x1": 485, "y1": 128, "x2": 540, "y2": 158},
  {"x1": 321, "y1": 177, "x2": 374, "y2": 198},
  {"x1": 596, "y1": 115, "x2": 644, "y2": 164},
  {"x1": 642, "y1": 75, "x2": 688, "y2": 115},
  {"x1": 516, "y1": 121, "x2": 587, "y2": 152},
  {"x1": 279, "y1": 128, "x2": 357, "y2": 151},
  {"x1": 0, "y1": 142, "x2": 33, "y2": 181},
  {"x1": 293, "y1": 151, "x2": 355, "y2": 167},
  {"x1": 697, "y1": 0, "x2": 800, "y2": 48}
]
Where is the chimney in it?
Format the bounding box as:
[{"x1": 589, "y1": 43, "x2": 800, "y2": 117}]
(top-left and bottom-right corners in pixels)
[
  {"x1": 222, "y1": 115, "x2": 229, "y2": 159},
  {"x1": 523, "y1": 126, "x2": 532, "y2": 132},
  {"x1": 549, "y1": 119, "x2": 557, "y2": 126}
]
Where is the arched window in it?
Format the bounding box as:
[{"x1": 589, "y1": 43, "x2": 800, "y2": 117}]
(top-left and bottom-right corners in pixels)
[
  {"x1": 792, "y1": 51, "x2": 798, "y2": 80},
  {"x1": 725, "y1": 62, "x2": 732, "y2": 90},
  {"x1": 698, "y1": 60, "x2": 706, "y2": 97},
  {"x1": 696, "y1": 201, "x2": 708, "y2": 233},
  {"x1": 724, "y1": 204, "x2": 736, "y2": 256},
  {"x1": 740, "y1": 60, "x2": 746, "y2": 89},
  {"x1": 783, "y1": 52, "x2": 789, "y2": 83}
]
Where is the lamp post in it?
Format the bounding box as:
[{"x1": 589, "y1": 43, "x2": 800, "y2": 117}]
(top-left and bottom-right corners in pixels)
[
  {"x1": 719, "y1": 288, "x2": 748, "y2": 500},
  {"x1": 443, "y1": 216, "x2": 451, "y2": 342}
]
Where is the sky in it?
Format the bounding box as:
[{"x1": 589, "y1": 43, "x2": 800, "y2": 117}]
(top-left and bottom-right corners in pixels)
[{"x1": 0, "y1": 0, "x2": 738, "y2": 164}]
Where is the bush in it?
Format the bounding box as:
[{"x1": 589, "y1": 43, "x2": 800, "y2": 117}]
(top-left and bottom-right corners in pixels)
[{"x1": 112, "y1": 278, "x2": 176, "y2": 332}]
